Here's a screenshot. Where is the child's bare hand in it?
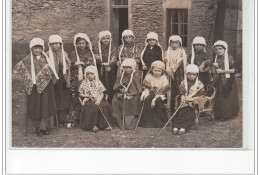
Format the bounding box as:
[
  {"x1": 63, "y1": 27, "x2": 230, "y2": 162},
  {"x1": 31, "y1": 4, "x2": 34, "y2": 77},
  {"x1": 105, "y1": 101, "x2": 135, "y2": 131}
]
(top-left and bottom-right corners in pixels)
[
  {"x1": 213, "y1": 63, "x2": 219, "y2": 68},
  {"x1": 95, "y1": 100, "x2": 101, "y2": 105},
  {"x1": 75, "y1": 61, "x2": 84, "y2": 66},
  {"x1": 142, "y1": 65, "x2": 147, "y2": 70},
  {"x1": 216, "y1": 69, "x2": 222, "y2": 74},
  {"x1": 105, "y1": 66, "x2": 111, "y2": 72},
  {"x1": 102, "y1": 62, "x2": 109, "y2": 66},
  {"x1": 151, "y1": 100, "x2": 156, "y2": 109}
]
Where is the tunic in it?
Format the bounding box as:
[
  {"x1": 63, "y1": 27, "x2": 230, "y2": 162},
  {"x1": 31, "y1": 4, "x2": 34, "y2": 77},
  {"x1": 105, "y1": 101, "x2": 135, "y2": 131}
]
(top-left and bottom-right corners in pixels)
[
  {"x1": 112, "y1": 71, "x2": 142, "y2": 129},
  {"x1": 213, "y1": 55, "x2": 239, "y2": 120}
]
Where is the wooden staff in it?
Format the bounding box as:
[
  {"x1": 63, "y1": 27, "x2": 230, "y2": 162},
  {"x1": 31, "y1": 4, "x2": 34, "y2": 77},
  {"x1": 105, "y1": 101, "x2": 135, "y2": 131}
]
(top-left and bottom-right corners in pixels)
[
  {"x1": 134, "y1": 101, "x2": 145, "y2": 134},
  {"x1": 97, "y1": 105, "x2": 112, "y2": 130},
  {"x1": 158, "y1": 102, "x2": 184, "y2": 136},
  {"x1": 122, "y1": 94, "x2": 126, "y2": 130}
]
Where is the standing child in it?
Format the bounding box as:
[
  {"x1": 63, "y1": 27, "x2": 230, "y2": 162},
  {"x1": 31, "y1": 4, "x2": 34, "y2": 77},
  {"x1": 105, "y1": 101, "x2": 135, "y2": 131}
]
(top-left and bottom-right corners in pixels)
[
  {"x1": 14, "y1": 38, "x2": 59, "y2": 136},
  {"x1": 188, "y1": 36, "x2": 212, "y2": 85},
  {"x1": 79, "y1": 66, "x2": 112, "y2": 132},
  {"x1": 97, "y1": 30, "x2": 117, "y2": 103},
  {"x1": 112, "y1": 58, "x2": 142, "y2": 130},
  {"x1": 139, "y1": 61, "x2": 170, "y2": 128},
  {"x1": 164, "y1": 35, "x2": 187, "y2": 112},
  {"x1": 70, "y1": 33, "x2": 97, "y2": 123},
  {"x1": 172, "y1": 64, "x2": 205, "y2": 135},
  {"x1": 140, "y1": 32, "x2": 163, "y2": 78},
  {"x1": 212, "y1": 40, "x2": 239, "y2": 120},
  {"x1": 117, "y1": 29, "x2": 142, "y2": 76},
  {"x1": 46, "y1": 35, "x2": 72, "y2": 126}
]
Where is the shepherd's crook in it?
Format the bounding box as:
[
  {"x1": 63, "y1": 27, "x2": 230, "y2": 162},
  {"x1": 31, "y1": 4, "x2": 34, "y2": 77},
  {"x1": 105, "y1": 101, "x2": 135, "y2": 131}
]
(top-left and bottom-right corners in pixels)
[
  {"x1": 97, "y1": 105, "x2": 112, "y2": 130},
  {"x1": 158, "y1": 102, "x2": 184, "y2": 136},
  {"x1": 134, "y1": 101, "x2": 145, "y2": 134}
]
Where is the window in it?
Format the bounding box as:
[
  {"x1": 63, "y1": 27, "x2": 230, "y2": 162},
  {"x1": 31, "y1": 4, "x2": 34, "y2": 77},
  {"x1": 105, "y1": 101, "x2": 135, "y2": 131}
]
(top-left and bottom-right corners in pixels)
[
  {"x1": 167, "y1": 9, "x2": 188, "y2": 47},
  {"x1": 112, "y1": 0, "x2": 128, "y2": 8}
]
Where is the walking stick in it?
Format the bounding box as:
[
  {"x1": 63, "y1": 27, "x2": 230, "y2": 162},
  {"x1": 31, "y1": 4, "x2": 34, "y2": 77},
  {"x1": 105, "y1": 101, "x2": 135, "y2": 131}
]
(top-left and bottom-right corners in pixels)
[
  {"x1": 158, "y1": 102, "x2": 184, "y2": 136},
  {"x1": 122, "y1": 94, "x2": 126, "y2": 130},
  {"x1": 97, "y1": 105, "x2": 113, "y2": 130},
  {"x1": 134, "y1": 101, "x2": 145, "y2": 134}
]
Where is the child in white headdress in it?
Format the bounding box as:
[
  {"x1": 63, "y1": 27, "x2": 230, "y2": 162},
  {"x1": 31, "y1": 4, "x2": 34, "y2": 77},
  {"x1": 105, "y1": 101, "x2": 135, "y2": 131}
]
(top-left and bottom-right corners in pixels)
[
  {"x1": 164, "y1": 35, "x2": 187, "y2": 112},
  {"x1": 70, "y1": 33, "x2": 97, "y2": 123},
  {"x1": 212, "y1": 40, "x2": 239, "y2": 120},
  {"x1": 140, "y1": 32, "x2": 163, "y2": 77},
  {"x1": 139, "y1": 61, "x2": 170, "y2": 128},
  {"x1": 14, "y1": 38, "x2": 59, "y2": 136},
  {"x1": 112, "y1": 58, "x2": 142, "y2": 130},
  {"x1": 188, "y1": 36, "x2": 212, "y2": 85},
  {"x1": 46, "y1": 35, "x2": 72, "y2": 126},
  {"x1": 79, "y1": 65, "x2": 112, "y2": 132},
  {"x1": 97, "y1": 30, "x2": 117, "y2": 103},
  {"x1": 117, "y1": 29, "x2": 142, "y2": 76},
  {"x1": 172, "y1": 64, "x2": 205, "y2": 135}
]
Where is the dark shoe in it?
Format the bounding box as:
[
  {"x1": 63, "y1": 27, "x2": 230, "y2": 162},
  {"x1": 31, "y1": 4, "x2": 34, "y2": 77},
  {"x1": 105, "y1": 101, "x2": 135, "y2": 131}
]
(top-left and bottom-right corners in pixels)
[
  {"x1": 42, "y1": 130, "x2": 49, "y2": 135},
  {"x1": 36, "y1": 128, "x2": 43, "y2": 137}
]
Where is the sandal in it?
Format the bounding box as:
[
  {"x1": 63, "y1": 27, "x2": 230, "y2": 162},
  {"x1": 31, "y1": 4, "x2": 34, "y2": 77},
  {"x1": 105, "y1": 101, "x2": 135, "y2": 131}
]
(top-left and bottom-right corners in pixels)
[
  {"x1": 172, "y1": 128, "x2": 179, "y2": 135},
  {"x1": 178, "y1": 128, "x2": 186, "y2": 135}
]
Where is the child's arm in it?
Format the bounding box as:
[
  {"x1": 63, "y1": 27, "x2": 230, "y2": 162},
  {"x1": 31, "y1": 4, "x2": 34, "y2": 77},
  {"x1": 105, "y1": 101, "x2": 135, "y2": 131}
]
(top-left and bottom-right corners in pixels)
[
  {"x1": 216, "y1": 69, "x2": 235, "y2": 74},
  {"x1": 95, "y1": 93, "x2": 104, "y2": 105},
  {"x1": 79, "y1": 93, "x2": 93, "y2": 99}
]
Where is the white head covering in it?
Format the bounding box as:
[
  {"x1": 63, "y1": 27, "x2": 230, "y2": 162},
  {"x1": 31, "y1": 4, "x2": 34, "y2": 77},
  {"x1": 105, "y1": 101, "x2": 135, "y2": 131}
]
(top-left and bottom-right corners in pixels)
[
  {"x1": 151, "y1": 60, "x2": 165, "y2": 70},
  {"x1": 120, "y1": 58, "x2": 137, "y2": 92},
  {"x1": 98, "y1": 30, "x2": 112, "y2": 63},
  {"x1": 191, "y1": 36, "x2": 206, "y2": 64},
  {"x1": 48, "y1": 35, "x2": 67, "y2": 74},
  {"x1": 73, "y1": 33, "x2": 96, "y2": 81},
  {"x1": 29, "y1": 38, "x2": 59, "y2": 84},
  {"x1": 140, "y1": 32, "x2": 164, "y2": 66},
  {"x1": 212, "y1": 40, "x2": 230, "y2": 78},
  {"x1": 184, "y1": 64, "x2": 199, "y2": 97},
  {"x1": 118, "y1": 29, "x2": 135, "y2": 63}
]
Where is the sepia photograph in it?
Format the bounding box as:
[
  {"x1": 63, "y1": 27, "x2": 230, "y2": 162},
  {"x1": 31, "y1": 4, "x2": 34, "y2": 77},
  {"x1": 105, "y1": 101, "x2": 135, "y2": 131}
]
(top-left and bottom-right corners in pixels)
[{"x1": 11, "y1": 0, "x2": 243, "y2": 149}]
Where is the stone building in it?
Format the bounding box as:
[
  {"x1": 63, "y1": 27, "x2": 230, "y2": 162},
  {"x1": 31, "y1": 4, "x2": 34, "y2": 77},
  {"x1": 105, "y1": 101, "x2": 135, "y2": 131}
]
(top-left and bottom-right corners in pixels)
[{"x1": 12, "y1": 0, "x2": 242, "y2": 69}]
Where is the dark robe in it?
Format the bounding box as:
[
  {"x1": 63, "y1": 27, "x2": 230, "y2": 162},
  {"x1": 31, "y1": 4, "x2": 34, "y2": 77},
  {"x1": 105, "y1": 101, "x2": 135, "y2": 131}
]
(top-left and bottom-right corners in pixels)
[{"x1": 213, "y1": 55, "x2": 239, "y2": 120}]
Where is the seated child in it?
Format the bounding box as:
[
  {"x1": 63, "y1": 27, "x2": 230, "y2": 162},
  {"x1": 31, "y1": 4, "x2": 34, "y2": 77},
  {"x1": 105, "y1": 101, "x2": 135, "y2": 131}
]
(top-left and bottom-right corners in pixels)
[
  {"x1": 78, "y1": 66, "x2": 112, "y2": 132},
  {"x1": 112, "y1": 58, "x2": 142, "y2": 130},
  {"x1": 139, "y1": 61, "x2": 170, "y2": 128},
  {"x1": 140, "y1": 32, "x2": 163, "y2": 78},
  {"x1": 188, "y1": 36, "x2": 212, "y2": 85},
  {"x1": 172, "y1": 64, "x2": 205, "y2": 135}
]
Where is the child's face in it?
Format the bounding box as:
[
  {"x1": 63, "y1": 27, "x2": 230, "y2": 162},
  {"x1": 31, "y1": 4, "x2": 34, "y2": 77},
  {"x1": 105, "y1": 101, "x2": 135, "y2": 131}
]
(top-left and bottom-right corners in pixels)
[
  {"x1": 77, "y1": 39, "x2": 88, "y2": 50},
  {"x1": 152, "y1": 67, "x2": 163, "y2": 78},
  {"x1": 147, "y1": 39, "x2": 157, "y2": 47},
  {"x1": 187, "y1": 72, "x2": 197, "y2": 81},
  {"x1": 86, "y1": 72, "x2": 95, "y2": 81},
  {"x1": 32, "y1": 45, "x2": 43, "y2": 56},
  {"x1": 170, "y1": 41, "x2": 181, "y2": 50},
  {"x1": 50, "y1": 42, "x2": 61, "y2": 51},
  {"x1": 194, "y1": 44, "x2": 204, "y2": 52},
  {"x1": 101, "y1": 35, "x2": 111, "y2": 45},
  {"x1": 123, "y1": 35, "x2": 134, "y2": 44},
  {"x1": 214, "y1": 46, "x2": 225, "y2": 56},
  {"x1": 123, "y1": 66, "x2": 133, "y2": 74}
]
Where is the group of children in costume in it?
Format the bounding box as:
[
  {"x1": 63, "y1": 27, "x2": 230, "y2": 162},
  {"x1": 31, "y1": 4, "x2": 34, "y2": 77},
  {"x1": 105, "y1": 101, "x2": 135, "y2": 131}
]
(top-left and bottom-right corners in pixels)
[{"x1": 14, "y1": 29, "x2": 239, "y2": 137}]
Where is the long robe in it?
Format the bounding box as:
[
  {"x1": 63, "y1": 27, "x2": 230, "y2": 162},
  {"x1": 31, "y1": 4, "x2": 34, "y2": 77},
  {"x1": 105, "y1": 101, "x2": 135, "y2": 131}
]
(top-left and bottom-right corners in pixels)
[
  {"x1": 139, "y1": 73, "x2": 170, "y2": 128},
  {"x1": 14, "y1": 54, "x2": 57, "y2": 130},
  {"x1": 172, "y1": 80, "x2": 205, "y2": 130},
  {"x1": 213, "y1": 55, "x2": 239, "y2": 120},
  {"x1": 46, "y1": 50, "x2": 72, "y2": 123},
  {"x1": 112, "y1": 71, "x2": 142, "y2": 129}
]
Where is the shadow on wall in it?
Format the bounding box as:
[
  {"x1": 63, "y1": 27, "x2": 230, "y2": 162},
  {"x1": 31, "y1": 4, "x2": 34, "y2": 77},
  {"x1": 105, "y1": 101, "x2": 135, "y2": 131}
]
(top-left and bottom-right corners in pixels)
[{"x1": 12, "y1": 43, "x2": 77, "y2": 67}]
